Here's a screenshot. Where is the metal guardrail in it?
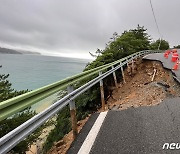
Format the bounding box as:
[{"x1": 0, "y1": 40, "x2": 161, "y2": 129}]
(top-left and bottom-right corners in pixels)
[
  {"x1": 0, "y1": 52, "x2": 138, "y2": 121},
  {"x1": 0, "y1": 50, "x2": 161, "y2": 153},
  {"x1": 0, "y1": 50, "x2": 157, "y2": 121}
]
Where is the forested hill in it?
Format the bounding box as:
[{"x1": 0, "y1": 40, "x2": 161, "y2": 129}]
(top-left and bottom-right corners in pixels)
[
  {"x1": 0, "y1": 47, "x2": 40, "y2": 55},
  {"x1": 0, "y1": 47, "x2": 21, "y2": 54}
]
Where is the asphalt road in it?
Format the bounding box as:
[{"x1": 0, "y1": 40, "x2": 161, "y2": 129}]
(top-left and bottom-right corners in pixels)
[
  {"x1": 67, "y1": 113, "x2": 100, "y2": 154},
  {"x1": 68, "y1": 98, "x2": 180, "y2": 154},
  {"x1": 90, "y1": 98, "x2": 180, "y2": 154},
  {"x1": 143, "y1": 52, "x2": 180, "y2": 83}
]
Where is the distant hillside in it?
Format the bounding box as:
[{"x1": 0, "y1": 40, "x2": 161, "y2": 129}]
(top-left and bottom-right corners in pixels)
[
  {"x1": 0, "y1": 47, "x2": 22, "y2": 54},
  {"x1": 0, "y1": 47, "x2": 41, "y2": 55},
  {"x1": 18, "y1": 50, "x2": 41, "y2": 55}
]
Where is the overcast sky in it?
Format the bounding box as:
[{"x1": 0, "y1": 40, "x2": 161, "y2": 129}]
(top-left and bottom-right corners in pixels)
[{"x1": 0, "y1": 0, "x2": 180, "y2": 59}]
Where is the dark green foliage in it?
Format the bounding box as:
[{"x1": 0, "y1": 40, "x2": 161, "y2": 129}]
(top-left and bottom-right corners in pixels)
[
  {"x1": 43, "y1": 107, "x2": 71, "y2": 153},
  {"x1": 0, "y1": 109, "x2": 35, "y2": 137},
  {"x1": 174, "y1": 45, "x2": 180, "y2": 49},
  {"x1": 76, "y1": 86, "x2": 101, "y2": 120},
  {"x1": 150, "y1": 39, "x2": 169, "y2": 50},
  {"x1": 85, "y1": 25, "x2": 150, "y2": 70},
  {"x1": 0, "y1": 110, "x2": 43, "y2": 154},
  {"x1": 0, "y1": 66, "x2": 28, "y2": 102},
  {"x1": 0, "y1": 66, "x2": 42, "y2": 154}
]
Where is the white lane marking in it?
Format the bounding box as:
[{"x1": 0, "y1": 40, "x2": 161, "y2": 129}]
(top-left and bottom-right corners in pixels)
[{"x1": 78, "y1": 111, "x2": 108, "y2": 154}]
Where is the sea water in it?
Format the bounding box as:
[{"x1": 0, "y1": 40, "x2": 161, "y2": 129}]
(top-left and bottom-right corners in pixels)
[
  {"x1": 0, "y1": 54, "x2": 90, "y2": 90},
  {"x1": 0, "y1": 54, "x2": 91, "y2": 112}
]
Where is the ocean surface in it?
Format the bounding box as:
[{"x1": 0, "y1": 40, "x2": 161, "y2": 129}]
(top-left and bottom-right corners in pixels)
[
  {"x1": 0, "y1": 54, "x2": 90, "y2": 112},
  {"x1": 0, "y1": 54, "x2": 90, "y2": 90}
]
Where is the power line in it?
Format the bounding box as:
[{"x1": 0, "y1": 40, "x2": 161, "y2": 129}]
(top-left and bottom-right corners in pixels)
[{"x1": 149, "y1": 0, "x2": 162, "y2": 50}]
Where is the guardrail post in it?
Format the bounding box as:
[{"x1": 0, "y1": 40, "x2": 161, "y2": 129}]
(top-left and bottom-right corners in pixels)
[
  {"x1": 131, "y1": 59, "x2": 136, "y2": 75},
  {"x1": 132, "y1": 59, "x2": 134, "y2": 70},
  {"x1": 112, "y1": 66, "x2": 118, "y2": 88},
  {"x1": 99, "y1": 72, "x2": 105, "y2": 111},
  {"x1": 126, "y1": 58, "x2": 129, "y2": 67},
  {"x1": 67, "y1": 85, "x2": 78, "y2": 140},
  {"x1": 120, "y1": 62, "x2": 126, "y2": 83}
]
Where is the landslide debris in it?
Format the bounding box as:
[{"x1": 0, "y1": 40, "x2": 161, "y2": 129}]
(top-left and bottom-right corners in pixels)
[{"x1": 107, "y1": 59, "x2": 180, "y2": 110}]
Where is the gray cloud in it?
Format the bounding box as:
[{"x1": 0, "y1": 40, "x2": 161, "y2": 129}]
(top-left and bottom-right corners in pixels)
[{"x1": 0, "y1": 0, "x2": 180, "y2": 58}]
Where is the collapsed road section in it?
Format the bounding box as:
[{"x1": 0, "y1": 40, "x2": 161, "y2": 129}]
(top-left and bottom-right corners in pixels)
[
  {"x1": 52, "y1": 52, "x2": 180, "y2": 154},
  {"x1": 107, "y1": 55, "x2": 180, "y2": 110}
]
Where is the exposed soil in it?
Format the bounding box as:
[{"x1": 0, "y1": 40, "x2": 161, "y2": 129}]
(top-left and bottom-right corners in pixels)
[
  {"x1": 106, "y1": 59, "x2": 180, "y2": 110},
  {"x1": 48, "y1": 116, "x2": 89, "y2": 154},
  {"x1": 48, "y1": 59, "x2": 180, "y2": 154}
]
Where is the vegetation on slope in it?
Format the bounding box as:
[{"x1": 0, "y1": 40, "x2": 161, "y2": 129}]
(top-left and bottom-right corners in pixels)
[
  {"x1": 0, "y1": 66, "x2": 43, "y2": 154},
  {"x1": 0, "y1": 47, "x2": 41, "y2": 55},
  {"x1": 150, "y1": 39, "x2": 169, "y2": 50},
  {"x1": 174, "y1": 45, "x2": 180, "y2": 48},
  {"x1": 0, "y1": 47, "x2": 22, "y2": 54}
]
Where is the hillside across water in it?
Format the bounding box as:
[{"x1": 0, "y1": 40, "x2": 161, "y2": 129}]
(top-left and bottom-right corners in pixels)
[{"x1": 0, "y1": 47, "x2": 40, "y2": 55}]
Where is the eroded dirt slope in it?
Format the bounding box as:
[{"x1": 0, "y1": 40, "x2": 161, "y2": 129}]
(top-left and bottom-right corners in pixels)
[{"x1": 107, "y1": 59, "x2": 180, "y2": 110}]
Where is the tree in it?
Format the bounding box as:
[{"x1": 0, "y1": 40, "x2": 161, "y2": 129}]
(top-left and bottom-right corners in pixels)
[
  {"x1": 0, "y1": 65, "x2": 42, "y2": 154},
  {"x1": 89, "y1": 48, "x2": 103, "y2": 58},
  {"x1": 43, "y1": 107, "x2": 71, "y2": 153},
  {"x1": 0, "y1": 66, "x2": 28, "y2": 102},
  {"x1": 81, "y1": 25, "x2": 151, "y2": 114},
  {"x1": 0, "y1": 110, "x2": 42, "y2": 154},
  {"x1": 173, "y1": 45, "x2": 180, "y2": 48},
  {"x1": 150, "y1": 39, "x2": 169, "y2": 50},
  {"x1": 86, "y1": 25, "x2": 151, "y2": 70}
]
